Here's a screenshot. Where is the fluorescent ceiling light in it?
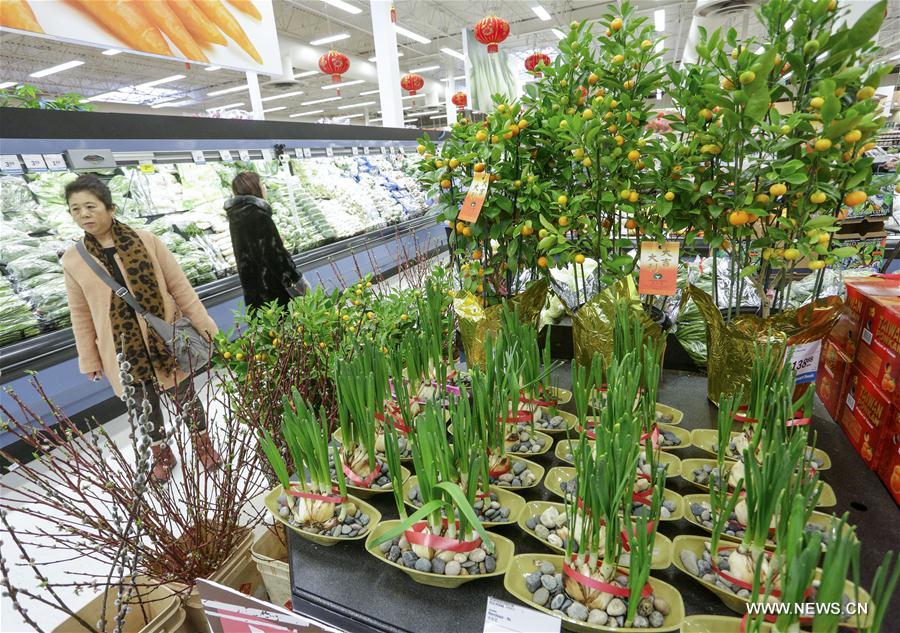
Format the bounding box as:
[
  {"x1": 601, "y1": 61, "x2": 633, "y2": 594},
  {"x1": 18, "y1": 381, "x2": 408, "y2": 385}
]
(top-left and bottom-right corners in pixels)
[
  {"x1": 261, "y1": 90, "x2": 304, "y2": 102},
  {"x1": 151, "y1": 99, "x2": 193, "y2": 109},
  {"x1": 342, "y1": 113, "x2": 365, "y2": 119},
  {"x1": 551, "y1": 28, "x2": 565, "y2": 40},
  {"x1": 322, "y1": 79, "x2": 364, "y2": 90},
  {"x1": 207, "y1": 102, "x2": 245, "y2": 111},
  {"x1": 135, "y1": 74, "x2": 185, "y2": 90},
  {"x1": 102, "y1": 49, "x2": 122, "y2": 56},
  {"x1": 410, "y1": 110, "x2": 439, "y2": 116},
  {"x1": 263, "y1": 106, "x2": 287, "y2": 113},
  {"x1": 29, "y1": 60, "x2": 84, "y2": 78},
  {"x1": 531, "y1": 5, "x2": 551, "y2": 21},
  {"x1": 370, "y1": 117, "x2": 382, "y2": 122},
  {"x1": 0, "y1": 81, "x2": 17, "y2": 89},
  {"x1": 654, "y1": 9, "x2": 665, "y2": 32},
  {"x1": 205, "y1": 65, "x2": 222, "y2": 71},
  {"x1": 785, "y1": 19, "x2": 794, "y2": 29},
  {"x1": 310, "y1": 33, "x2": 351, "y2": 46},
  {"x1": 359, "y1": 89, "x2": 380, "y2": 95},
  {"x1": 453, "y1": 75, "x2": 466, "y2": 80},
  {"x1": 294, "y1": 70, "x2": 318, "y2": 78},
  {"x1": 338, "y1": 100, "x2": 376, "y2": 109},
  {"x1": 441, "y1": 47, "x2": 465, "y2": 60},
  {"x1": 401, "y1": 93, "x2": 425, "y2": 100},
  {"x1": 207, "y1": 84, "x2": 248, "y2": 96},
  {"x1": 395, "y1": 25, "x2": 431, "y2": 44},
  {"x1": 430, "y1": 114, "x2": 447, "y2": 119},
  {"x1": 321, "y1": 0, "x2": 362, "y2": 14},
  {"x1": 368, "y1": 53, "x2": 403, "y2": 62},
  {"x1": 290, "y1": 109, "x2": 323, "y2": 117},
  {"x1": 410, "y1": 65, "x2": 440, "y2": 73},
  {"x1": 404, "y1": 118, "x2": 416, "y2": 123},
  {"x1": 301, "y1": 95, "x2": 341, "y2": 105}
]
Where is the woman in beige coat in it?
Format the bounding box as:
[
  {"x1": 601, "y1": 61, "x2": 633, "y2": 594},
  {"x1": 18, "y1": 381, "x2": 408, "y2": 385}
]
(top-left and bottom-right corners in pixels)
[{"x1": 61, "y1": 174, "x2": 220, "y2": 483}]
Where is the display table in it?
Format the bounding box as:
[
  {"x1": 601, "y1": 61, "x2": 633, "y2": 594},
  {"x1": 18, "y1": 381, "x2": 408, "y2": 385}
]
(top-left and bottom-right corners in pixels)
[{"x1": 287, "y1": 370, "x2": 899, "y2": 632}]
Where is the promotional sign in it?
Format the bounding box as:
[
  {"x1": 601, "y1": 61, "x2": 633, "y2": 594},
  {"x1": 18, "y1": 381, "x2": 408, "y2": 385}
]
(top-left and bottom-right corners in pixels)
[
  {"x1": 483, "y1": 596, "x2": 560, "y2": 633},
  {"x1": 785, "y1": 340, "x2": 823, "y2": 385},
  {"x1": 638, "y1": 241, "x2": 679, "y2": 296},
  {"x1": 0, "y1": 0, "x2": 281, "y2": 75},
  {"x1": 458, "y1": 171, "x2": 491, "y2": 223},
  {"x1": 197, "y1": 579, "x2": 338, "y2": 633}
]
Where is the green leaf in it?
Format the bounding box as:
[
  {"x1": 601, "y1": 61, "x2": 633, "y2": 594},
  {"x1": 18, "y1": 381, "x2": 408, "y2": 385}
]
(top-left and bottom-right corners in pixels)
[
  {"x1": 820, "y1": 95, "x2": 840, "y2": 124},
  {"x1": 539, "y1": 214, "x2": 557, "y2": 233},
  {"x1": 831, "y1": 246, "x2": 858, "y2": 258},
  {"x1": 744, "y1": 89, "x2": 770, "y2": 121},
  {"x1": 435, "y1": 481, "x2": 495, "y2": 553},
  {"x1": 783, "y1": 172, "x2": 809, "y2": 185},
  {"x1": 538, "y1": 235, "x2": 556, "y2": 250},
  {"x1": 805, "y1": 216, "x2": 836, "y2": 229},
  {"x1": 610, "y1": 255, "x2": 632, "y2": 269},
  {"x1": 368, "y1": 500, "x2": 444, "y2": 549},
  {"x1": 700, "y1": 180, "x2": 715, "y2": 195},
  {"x1": 845, "y1": 0, "x2": 886, "y2": 49},
  {"x1": 739, "y1": 265, "x2": 758, "y2": 279}
]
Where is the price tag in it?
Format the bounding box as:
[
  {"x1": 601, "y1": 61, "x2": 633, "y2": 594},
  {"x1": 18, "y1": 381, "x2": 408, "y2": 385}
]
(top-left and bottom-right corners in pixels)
[
  {"x1": 389, "y1": 146, "x2": 397, "y2": 155},
  {"x1": 380, "y1": 147, "x2": 387, "y2": 155},
  {"x1": 21, "y1": 154, "x2": 47, "y2": 171},
  {"x1": 351, "y1": 146, "x2": 359, "y2": 156},
  {"x1": 191, "y1": 150, "x2": 206, "y2": 164},
  {"x1": 861, "y1": 327, "x2": 873, "y2": 345},
  {"x1": 846, "y1": 387, "x2": 857, "y2": 411},
  {"x1": 325, "y1": 147, "x2": 334, "y2": 157},
  {"x1": 218, "y1": 150, "x2": 233, "y2": 161},
  {"x1": 294, "y1": 148, "x2": 304, "y2": 158},
  {"x1": 398, "y1": 146, "x2": 406, "y2": 155},
  {"x1": 139, "y1": 161, "x2": 155, "y2": 174},
  {"x1": 42, "y1": 153, "x2": 67, "y2": 171},
  {"x1": 0, "y1": 155, "x2": 22, "y2": 173},
  {"x1": 638, "y1": 241, "x2": 680, "y2": 296},
  {"x1": 303, "y1": 147, "x2": 312, "y2": 158},
  {"x1": 458, "y1": 171, "x2": 490, "y2": 223},
  {"x1": 260, "y1": 149, "x2": 273, "y2": 161},
  {"x1": 363, "y1": 146, "x2": 370, "y2": 155},
  {"x1": 483, "y1": 596, "x2": 560, "y2": 633},
  {"x1": 784, "y1": 340, "x2": 822, "y2": 385},
  {"x1": 238, "y1": 149, "x2": 251, "y2": 161}
]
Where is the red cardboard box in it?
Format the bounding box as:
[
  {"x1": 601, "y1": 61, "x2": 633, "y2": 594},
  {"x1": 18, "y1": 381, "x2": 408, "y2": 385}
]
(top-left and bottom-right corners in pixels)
[
  {"x1": 817, "y1": 340, "x2": 851, "y2": 420},
  {"x1": 876, "y1": 417, "x2": 900, "y2": 505},
  {"x1": 856, "y1": 295, "x2": 900, "y2": 403},
  {"x1": 839, "y1": 369, "x2": 893, "y2": 467},
  {"x1": 830, "y1": 277, "x2": 900, "y2": 359}
]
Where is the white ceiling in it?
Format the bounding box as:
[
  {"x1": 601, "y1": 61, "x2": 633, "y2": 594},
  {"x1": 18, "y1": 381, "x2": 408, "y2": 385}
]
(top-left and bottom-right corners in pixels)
[{"x1": 1, "y1": 0, "x2": 898, "y2": 126}]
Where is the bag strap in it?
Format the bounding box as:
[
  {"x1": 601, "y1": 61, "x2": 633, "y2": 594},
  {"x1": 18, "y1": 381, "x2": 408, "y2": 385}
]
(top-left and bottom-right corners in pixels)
[{"x1": 75, "y1": 240, "x2": 149, "y2": 317}]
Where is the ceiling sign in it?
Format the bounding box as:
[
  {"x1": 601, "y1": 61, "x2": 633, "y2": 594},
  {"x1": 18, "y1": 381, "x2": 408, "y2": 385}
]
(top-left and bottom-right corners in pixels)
[{"x1": 1, "y1": 0, "x2": 282, "y2": 75}]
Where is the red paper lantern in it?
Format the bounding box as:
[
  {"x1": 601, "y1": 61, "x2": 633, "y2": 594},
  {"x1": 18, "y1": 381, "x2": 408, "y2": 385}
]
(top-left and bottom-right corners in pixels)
[
  {"x1": 318, "y1": 50, "x2": 350, "y2": 94},
  {"x1": 474, "y1": 15, "x2": 510, "y2": 54},
  {"x1": 451, "y1": 92, "x2": 468, "y2": 108},
  {"x1": 524, "y1": 52, "x2": 551, "y2": 77},
  {"x1": 400, "y1": 73, "x2": 424, "y2": 96}
]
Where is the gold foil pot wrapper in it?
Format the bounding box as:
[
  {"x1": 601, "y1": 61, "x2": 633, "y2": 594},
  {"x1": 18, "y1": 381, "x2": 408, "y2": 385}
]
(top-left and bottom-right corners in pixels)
[
  {"x1": 689, "y1": 284, "x2": 845, "y2": 405},
  {"x1": 454, "y1": 279, "x2": 549, "y2": 369},
  {"x1": 571, "y1": 276, "x2": 665, "y2": 368}
]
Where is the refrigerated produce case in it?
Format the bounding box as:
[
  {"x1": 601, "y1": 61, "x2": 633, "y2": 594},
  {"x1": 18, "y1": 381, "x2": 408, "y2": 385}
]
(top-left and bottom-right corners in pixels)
[{"x1": 0, "y1": 109, "x2": 446, "y2": 456}]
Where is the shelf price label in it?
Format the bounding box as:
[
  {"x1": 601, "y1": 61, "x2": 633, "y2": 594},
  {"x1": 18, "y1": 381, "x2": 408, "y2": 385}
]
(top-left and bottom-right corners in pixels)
[
  {"x1": 260, "y1": 149, "x2": 273, "y2": 161},
  {"x1": 21, "y1": 154, "x2": 47, "y2": 171},
  {"x1": 325, "y1": 147, "x2": 334, "y2": 157},
  {"x1": 43, "y1": 153, "x2": 67, "y2": 171},
  {"x1": 380, "y1": 147, "x2": 387, "y2": 155},
  {"x1": 294, "y1": 148, "x2": 303, "y2": 158},
  {"x1": 0, "y1": 155, "x2": 22, "y2": 173},
  {"x1": 238, "y1": 149, "x2": 251, "y2": 161},
  {"x1": 398, "y1": 146, "x2": 406, "y2": 155},
  {"x1": 139, "y1": 160, "x2": 155, "y2": 174},
  {"x1": 303, "y1": 147, "x2": 312, "y2": 158},
  {"x1": 363, "y1": 146, "x2": 370, "y2": 155},
  {"x1": 191, "y1": 150, "x2": 206, "y2": 164},
  {"x1": 351, "y1": 146, "x2": 359, "y2": 156},
  {"x1": 483, "y1": 597, "x2": 560, "y2": 633},
  {"x1": 218, "y1": 150, "x2": 233, "y2": 161}
]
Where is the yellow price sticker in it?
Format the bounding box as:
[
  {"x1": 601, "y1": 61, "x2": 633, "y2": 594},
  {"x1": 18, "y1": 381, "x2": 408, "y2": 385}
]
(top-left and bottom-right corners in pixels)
[{"x1": 139, "y1": 162, "x2": 155, "y2": 174}]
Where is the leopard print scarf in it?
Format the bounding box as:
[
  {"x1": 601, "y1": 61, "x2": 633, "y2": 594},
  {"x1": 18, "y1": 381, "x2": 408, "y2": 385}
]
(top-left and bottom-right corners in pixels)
[{"x1": 84, "y1": 221, "x2": 175, "y2": 381}]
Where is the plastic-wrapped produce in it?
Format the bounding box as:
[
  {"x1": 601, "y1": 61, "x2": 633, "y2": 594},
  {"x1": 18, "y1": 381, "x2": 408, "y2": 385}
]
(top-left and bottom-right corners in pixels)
[
  {"x1": 6, "y1": 255, "x2": 63, "y2": 282},
  {"x1": 0, "y1": 276, "x2": 40, "y2": 344},
  {"x1": 177, "y1": 163, "x2": 229, "y2": 213},
  {"x1": 25, "y1": 171, "x2": 76, "y2": 207},
  {"x1": 0, "y1": 175, "x2": 39, "y2": 221}
]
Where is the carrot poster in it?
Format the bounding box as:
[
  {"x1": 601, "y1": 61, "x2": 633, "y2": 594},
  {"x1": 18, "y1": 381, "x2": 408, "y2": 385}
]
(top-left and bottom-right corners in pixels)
[{"x1": 0, "y1": 0, "x2": 281, "y2": 75}]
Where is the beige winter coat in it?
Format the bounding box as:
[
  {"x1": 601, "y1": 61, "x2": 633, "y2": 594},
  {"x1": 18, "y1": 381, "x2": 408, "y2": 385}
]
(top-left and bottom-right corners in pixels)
[{"x1": 61, "y1": 229, "x2": 219, "y2": 396}]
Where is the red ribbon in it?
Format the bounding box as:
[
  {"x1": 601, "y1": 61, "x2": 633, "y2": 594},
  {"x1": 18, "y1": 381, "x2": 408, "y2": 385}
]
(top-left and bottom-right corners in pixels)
[
  {"x1": 489, "y1": 460, "x2": 512, "y2": 477},
  {"x1": 641, "y1": 425, "x2": 661, "y2": 451},
  {"x1": 711, "y1": 546, "x2": 783, "y2": 596},
  {"x1": 562, "y1": 555, "x2": 652, "y2": 598},
  {"x1": 342, "y1": 462, "x2": 381, "y2": 488},
  {"x1": 285, "y1": 483, "x2": 346, "y2": 504},
  {"x1": 375, "y1": 411, "x2": 411, "y2": 434},
  {"x1": 500, "y1": 410, "x2": 533, "y2": 424},
  {"x1": 519, "y1": 386, "x2": 558, "y2": 407},
  {"x1": 734, "y1": 406, "x2": 809, "y2": 427},
  {"x1": 619, "y1": 520, "x2": 656, "y2": 552},
  {"x1": 632, "y1": 473, "x2": 654, "y2": 506},
  {"x1": 404, "y1": 520, "x2": 482, "y2": 553}
]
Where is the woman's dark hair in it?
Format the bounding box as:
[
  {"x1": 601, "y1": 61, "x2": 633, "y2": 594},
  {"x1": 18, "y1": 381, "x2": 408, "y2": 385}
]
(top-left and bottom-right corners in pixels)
[
  {"x1": 231, "y1": 171, "x2": 264, "y2": 198},
  {"x1": 65, "y1": 174, "x2": 115, "y2": 209}
]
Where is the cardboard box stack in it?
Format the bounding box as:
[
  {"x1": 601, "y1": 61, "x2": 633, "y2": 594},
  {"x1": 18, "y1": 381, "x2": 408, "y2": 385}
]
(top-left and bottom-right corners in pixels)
[{"x1": 816, "y1": 275, "x2": 900, "y2": 503}]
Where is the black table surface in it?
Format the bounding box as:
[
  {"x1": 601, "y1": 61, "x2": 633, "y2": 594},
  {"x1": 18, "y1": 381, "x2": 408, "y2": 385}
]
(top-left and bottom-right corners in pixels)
[{"x1": 288, "y1": 369, "x2": 900, "y2": 633}]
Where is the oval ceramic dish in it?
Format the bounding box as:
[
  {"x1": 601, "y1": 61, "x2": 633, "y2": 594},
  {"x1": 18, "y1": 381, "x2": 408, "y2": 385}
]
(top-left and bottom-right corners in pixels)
[
  {"x1": 555, "y1": 440, "x2": 682, "y2": 478},
  {"x1": 490, "y1": 456, "x2": 546, "y2": 491},
  {"x1": 264, "y1": 485, "x2": 381, "y2": 546},
  {"x1": 504, "y1": 553, "x2": 685, "y2": 633},
  {"x1": 654, "y1": 403, "x2": 684, "y2": 426},
  {"x1": 543, "y1": 467, "x2": 684, "y2": 521},
  {"x1": 365, "y1": 520, "x2": 514, "y2": 588},
  {"x1": 333, "y1": 428, "x2": 413, "y2": 463},
  {"x1": 672, "y1": 535, "x2": 873, "y2": 624},
  {"x1": 580, "y1": 420, "x2": 691, "y2": 452},
  {"x1": 448, "y1": 423, "x2": 554, "y2": 457},
  {"x1": 682, "y1": 615, "x2": 772, "y2": 633},
  {"x1": 402, "y1": 475, "x2": 525, "y2": 528},
  {"x1": 516, "y1": 500, "x2": 674, "y2": 569},
  {"x1": 690, "y1": 429, "x2": 832, "y2": 470},
  {"x1": 679, "y1": 459, "x2": 836, "y2": 507},
  {"x1": 680, "y1": 493, "x2": 848, "y2": 550}
]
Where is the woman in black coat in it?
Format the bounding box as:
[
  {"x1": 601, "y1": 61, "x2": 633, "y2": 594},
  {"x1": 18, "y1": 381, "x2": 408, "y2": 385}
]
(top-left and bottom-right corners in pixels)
[{"x1": 225, "y1": 171, "x2": 308, "y2": 311}]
